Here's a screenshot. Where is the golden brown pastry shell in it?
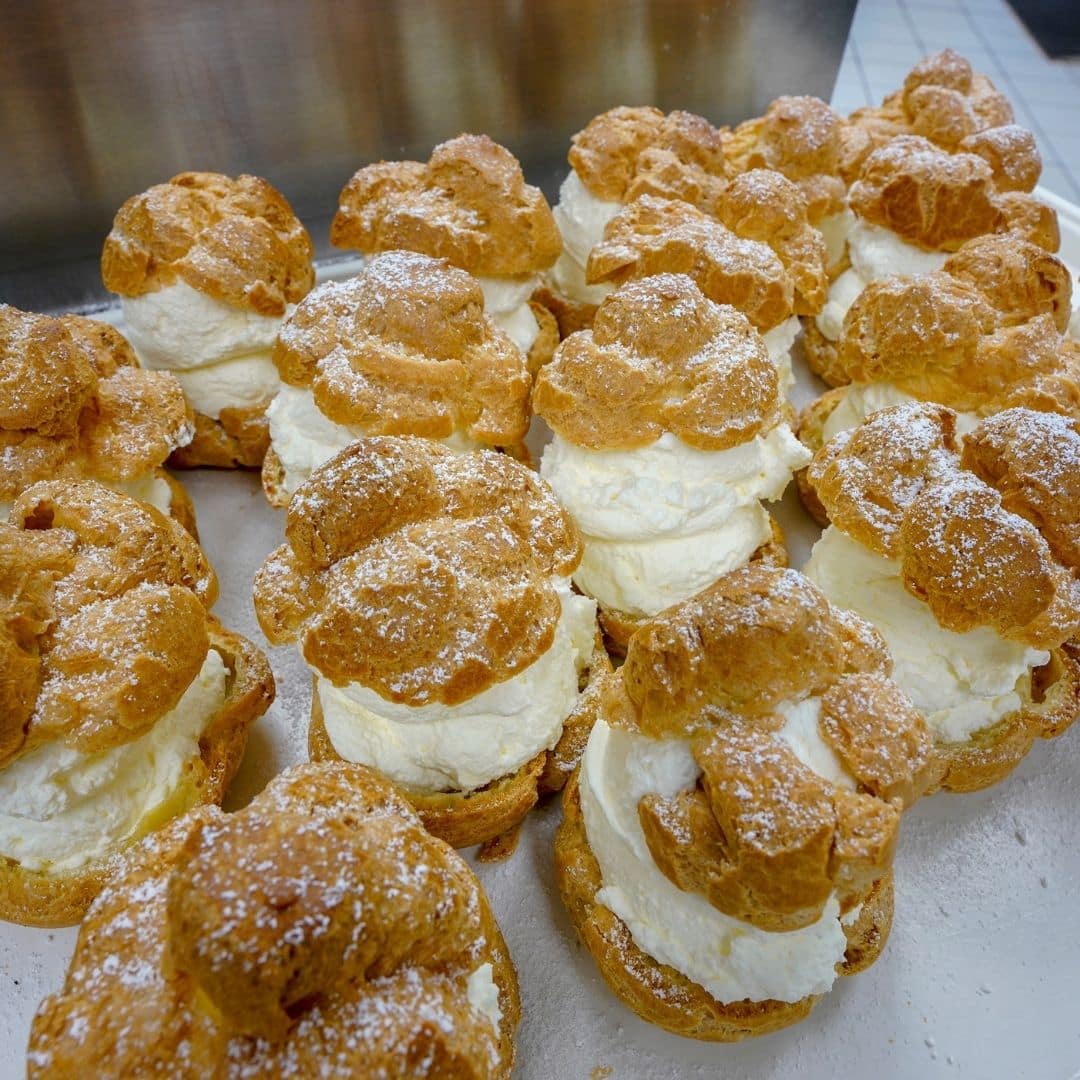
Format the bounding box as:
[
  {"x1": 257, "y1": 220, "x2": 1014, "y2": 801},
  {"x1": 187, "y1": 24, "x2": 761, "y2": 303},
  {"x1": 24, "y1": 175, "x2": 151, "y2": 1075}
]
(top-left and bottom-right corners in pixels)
[
  {"x1": 168, "y1": 404, "x2": 271, "y2": 470},
  {"x1": 800, "y1": 316, "x2": 850, "y2": 388},
  {"x1": 0, "y1": 618, "x2": 273, "y2": 927},
  {"x1": 554, "y1": 769, "x2": 893, "y2": 1041}
]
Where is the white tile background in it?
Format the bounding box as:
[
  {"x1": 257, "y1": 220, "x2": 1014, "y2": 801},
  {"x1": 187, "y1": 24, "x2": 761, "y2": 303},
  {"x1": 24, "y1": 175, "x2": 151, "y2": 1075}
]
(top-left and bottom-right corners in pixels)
[{"x1": 831, "y1": 0, "x2": 1080, "y2": 202}]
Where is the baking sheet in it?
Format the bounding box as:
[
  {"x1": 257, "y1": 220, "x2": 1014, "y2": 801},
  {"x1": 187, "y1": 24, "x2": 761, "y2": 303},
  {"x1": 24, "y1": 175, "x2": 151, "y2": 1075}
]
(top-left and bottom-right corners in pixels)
[{"x1": 3, "y1": 198, "x2": 1080, "y2": 1078}]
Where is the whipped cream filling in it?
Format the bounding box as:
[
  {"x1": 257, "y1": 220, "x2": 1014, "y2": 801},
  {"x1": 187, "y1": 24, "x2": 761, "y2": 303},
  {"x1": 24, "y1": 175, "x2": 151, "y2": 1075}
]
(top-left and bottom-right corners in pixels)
[
  {"x1": 465, "y1": 962, "x2": 503, "y2": 1032},
  {"x1": 761, "y1": 315, "x2": 800, "y2": 394},
  {"x1": 116, "y1": 473, "x2": 175, "y2": 517},
  {"x1": 578, "y1": 718, "x2": 850, "y2": 1005},
  {"x1": 121, "y1": 281, "x2": 289, "y2": 418},
  {"x1": 318, "y1": 581, "x2": 597, "y2": 793},
  {"x1": 477, "y1": 275, "x2": 542, "y2": 356},
  {"x1": 805, "y1": 526, "x2": 1050, "y2": 743},
  {"x1": 267, "y1": 384, "x2": 481, "y2": 499},
  {"x1": 818, "y1": 206, "x2": 857, "y2": 275},
  {"x1": 573, "y1": 503, "x2": 772, "y2": 618},
  {"x1": 814, "y1": 221, "x2": 949, "y2": 342},
  {"x1": 0, "y1": 649, "x2": 227, "y2": 873},
  {"x1": 774, "y1": 696, "x2": 856, "y2": 791},
  {"x1": 819, "y1": 383, "x2": 981, "y2": 445},
  {"x1": 122, "y1": 280, "x2": 288, "y2": 370},
  {"x1": 548, "y1": 171, "x2": 620, "y2": 306},
  {"x1": 172, "y1": 353, "x2": 281, "y2": 420},
  {"x1": 540, "y1": 426, "x2": 811, "y2": 617},
  {"x1": 1069, "y1": 304, "x2": 1080, "y2": 342}
]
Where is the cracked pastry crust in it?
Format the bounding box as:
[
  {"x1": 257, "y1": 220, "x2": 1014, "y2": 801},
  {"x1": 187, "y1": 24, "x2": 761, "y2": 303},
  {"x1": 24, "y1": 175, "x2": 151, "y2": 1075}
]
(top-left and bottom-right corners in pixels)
[
  {"x1": 849, "y1": 134, "x2": 1053, "y2": 253},
  {"x1": 806, "y1": 402, "x2": 1080, "y2": 788},
  {"x1": 254, "y1": 437, "x2": 607, "y2": 844},
  {"x1": 28, "y1": 762, "x2": 520, "y2": 1078},
  {"x1": 538, "y1": 105, "x2": 827, "y2": 334},
  {"x1": 586, "y1": 177, "x2": 827, "y2": 326},
  {"x1": 331, "y1": 134, "x2": 560, "y2": 277},
  {"x1": 168, "y1": 402, "x2": 273, "y2": 471},
  {"x1": 0, "y1": 480, "x2": 273, "y2": 926},
  {"x1": 0, "y1": 306, "x2": 195, "y2": 527},
  {"x1": 533, "y1": 273, "x2": 784, "y2": 452},
  {"x1": 270, "y1": 251, "x2": 531, "y2": 442},
  {"x1": 567, "y1": 106, "x2": 730, "y2": 210},
  {"x1": 848, "y1": 50, "x2": 1024, "y2": 161},
  {"x1": 262, "y1": 250, "x2": 532, "y2": 506},
  {"x1": 555, "y1": 564, "x2": 936, "y2": 1039},
  {"x1": 724, "y1": 96, "x2": 867, "y2": 222},
  {"x1": 102, "y1": 172, "x2": 314, "y2": 316}
]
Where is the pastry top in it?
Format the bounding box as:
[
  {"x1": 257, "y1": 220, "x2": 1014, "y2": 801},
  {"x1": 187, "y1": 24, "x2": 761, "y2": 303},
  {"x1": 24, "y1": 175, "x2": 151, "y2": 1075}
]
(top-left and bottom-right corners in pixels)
[
  {"x1": 847, "y1": 97, "x2": 910, "y2": 154},
  {"x1": 941, "y1": 234, "x2": 1072, "y2": 331},
  {"x1": 272, "y1": 251, "x2": 531, "y2": 446},
  {"x1": 601, "y1": 564, "x2": 937, "y2": 931},
  {"x1": 849, "y1": 51, "x2": 1024, "y2": 164},
  {"x1": 586, "y1": 181, "x2": 827, "y2": 327},
  {"x1": 845, "y1": 48, "x2": 1038, "y2": 215},
  {"x1": 958, "y1": 125, "x2": 1041, "y2": 193},
  {"x1": 809, "y1": 402, "x2": 1080, "y2": 648},
  {"x1": 849, "y1": 135, "x2": 1005, "y2": 250},
  {"x1": 850, "y1": 132, "x2": 1052, "y2": 252},
  {"x1": 994, "y1": 189, "x2": 1060, "y2": 251},
  {"x1": 961, "y1": 408, "x2": 1080, "y2": 571},
  {"x1": 102, "y1": 171, "x2": 315, "y2": 315},
  {"x1": 725, "y1": 96, "x2": 867, "y2": 219},
  {"x1": 900, "y1": 49, "x2": 1014, "y2": 150},
  {"x1": 253, "y1": 437, "x2": 582, "y2": 706},
  {"x1": 0, "y1": 307, "x2": 193, "y2": 499},
  {"x1": 532, "y1": 273, "x2": 781, "y2": 451},
  {"x1": 331, "y1": 134, "x2": 561, "y2": 276},
  {"x1": 28, "y1": 762, "x2": 514, "y2": 1078},
  {"x1": 0, "y1": 480, "x2": 217, "y2": 769},
  {"x1": 567, "y1": 106, "x2": 729, "y2": 208},
  {"x1": 836, "y1": 249, "x2": 1080, "y2": 414}
]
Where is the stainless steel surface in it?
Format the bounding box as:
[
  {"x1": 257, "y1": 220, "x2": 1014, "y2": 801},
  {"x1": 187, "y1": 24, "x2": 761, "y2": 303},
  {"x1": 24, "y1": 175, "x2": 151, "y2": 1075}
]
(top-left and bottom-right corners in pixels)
[{"x1": 0, "y1": 0, "x2": 855, "y2": 312}]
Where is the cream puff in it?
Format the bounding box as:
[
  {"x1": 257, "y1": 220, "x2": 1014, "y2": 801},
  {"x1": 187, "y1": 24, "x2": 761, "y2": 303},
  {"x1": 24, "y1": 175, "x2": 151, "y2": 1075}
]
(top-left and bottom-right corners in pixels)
[
  {"x1": 850, "y1": 49, "x2": 1022, "y2": 156},
  {"x1": 0, "y1": 305, "x2": 197, "y2": 531},
  {"x1": 724, "y1": 95, "x2": 871, "y2": 276},
  {"x1": 253, "y1": 437, "x2": 609, "y2": 851},
  {"x1": 102, "y1": 171, "x2": 315, "y2": 468},
  {"x1": 588, "y1": 178, "x2": 828, "y2": 382},
  {"x1": 331, "y1": 134, "x2": 561, "y2": 373},
  {"x1": 556, "y1": 564, "x2": 938, "y2": 1040},
  {"x1": 28, "y1": 761, "x2": 519, "y2": 1078},
  {"x1": 541, "y1": 106, "x2": 730, "y2": 333},
  {"x1": 261, "y1": 249, "x2": 533, "y2": 506},
  {"x1": 805, "y1": 132, "x2": 1055, "y2": 386},
  {"x1": 0, "y1": 479, "x2": 273, "y2": 926},
  {"x1": 543, "y1": 106, "x2": 825, "y2": 373},
  {"x1": 805, "y1": 402, "x2": 1080, "y2": 791},
  {"x1": 797, "y1": 234, "x2": 1077, "y2": 519},
  {"x1": 534, "y1": 273, "x2": 810, "y2": 652}
]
